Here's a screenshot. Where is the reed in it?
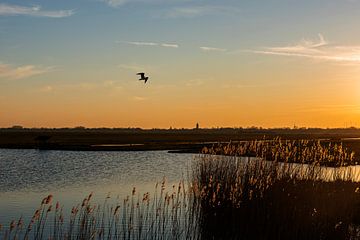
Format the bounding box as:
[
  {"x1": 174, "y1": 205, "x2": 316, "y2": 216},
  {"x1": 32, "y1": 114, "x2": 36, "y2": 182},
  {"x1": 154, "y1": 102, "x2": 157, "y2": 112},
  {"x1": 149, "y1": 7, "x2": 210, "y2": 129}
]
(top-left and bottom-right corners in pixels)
[
  {"x1": 202, "y1": 138, "x2": 357, "y2": 167},
  {"x1": 0, "y1": 179, "x2": 199, "y2": 240},
  {"x1": 194, "y1": 141, "x2": 360, "y2": 239}
]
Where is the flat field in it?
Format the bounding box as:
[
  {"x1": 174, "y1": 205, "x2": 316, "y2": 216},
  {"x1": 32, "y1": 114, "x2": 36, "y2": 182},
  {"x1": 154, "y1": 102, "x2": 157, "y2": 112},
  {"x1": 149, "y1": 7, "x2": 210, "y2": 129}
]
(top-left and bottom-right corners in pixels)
[{"x1": 1, "y1": 128, "x2": 360, "y2": 153}]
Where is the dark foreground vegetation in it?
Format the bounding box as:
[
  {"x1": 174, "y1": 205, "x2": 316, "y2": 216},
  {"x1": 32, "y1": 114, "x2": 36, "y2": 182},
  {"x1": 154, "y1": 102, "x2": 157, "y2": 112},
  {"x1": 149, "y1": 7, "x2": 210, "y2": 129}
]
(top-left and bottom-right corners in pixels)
[
  {"x1": 1, "y1": 138, "x2": 360, "y2": 239},
  {"x1": 194, "y1": 155, "x2": 360, "y2": 240}
]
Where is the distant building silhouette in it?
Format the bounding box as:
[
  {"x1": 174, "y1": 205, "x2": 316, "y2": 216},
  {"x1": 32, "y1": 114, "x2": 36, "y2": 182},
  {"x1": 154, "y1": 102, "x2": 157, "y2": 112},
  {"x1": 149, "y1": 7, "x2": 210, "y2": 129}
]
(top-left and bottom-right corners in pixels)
[{"x1": 196, "y1": 123, "x2": 199, "y2": 129}]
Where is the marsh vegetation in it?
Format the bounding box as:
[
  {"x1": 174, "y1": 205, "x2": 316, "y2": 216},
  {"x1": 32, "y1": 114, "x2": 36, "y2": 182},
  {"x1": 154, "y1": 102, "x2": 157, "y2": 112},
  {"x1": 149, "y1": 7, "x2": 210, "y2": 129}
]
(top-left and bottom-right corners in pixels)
[{"x1": 1, "y1": 138, "x2": 360, "y2": 239}]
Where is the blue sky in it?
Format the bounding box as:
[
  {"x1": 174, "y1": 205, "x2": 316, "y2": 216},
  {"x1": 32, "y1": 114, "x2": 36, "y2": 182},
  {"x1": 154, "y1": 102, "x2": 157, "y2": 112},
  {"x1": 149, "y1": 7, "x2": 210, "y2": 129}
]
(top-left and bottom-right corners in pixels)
[{"x1": 1, "y1": 0, "x2": 360, "y2": 128}]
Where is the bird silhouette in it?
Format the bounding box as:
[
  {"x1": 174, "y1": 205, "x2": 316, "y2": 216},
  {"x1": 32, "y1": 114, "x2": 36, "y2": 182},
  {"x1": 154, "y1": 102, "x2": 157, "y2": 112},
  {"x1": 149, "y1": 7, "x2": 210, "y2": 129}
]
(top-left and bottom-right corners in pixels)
[{"x1": 136, "y1": 72, "x2": 149, "y2": 83}]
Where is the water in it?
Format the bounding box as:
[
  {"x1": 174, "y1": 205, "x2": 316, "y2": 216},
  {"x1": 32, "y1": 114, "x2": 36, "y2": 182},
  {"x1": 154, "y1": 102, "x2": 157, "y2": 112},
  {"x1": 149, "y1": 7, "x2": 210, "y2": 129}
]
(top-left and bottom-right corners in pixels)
[
  {"x1": 1, "y1": 149, "x2": 359, "y2": 238},
  {"x1": 230, "y1": 156, "x2": 360, "y2": 182},
  {"x1": 0, "y1": 149, "x2": 194, "y2": 226}
]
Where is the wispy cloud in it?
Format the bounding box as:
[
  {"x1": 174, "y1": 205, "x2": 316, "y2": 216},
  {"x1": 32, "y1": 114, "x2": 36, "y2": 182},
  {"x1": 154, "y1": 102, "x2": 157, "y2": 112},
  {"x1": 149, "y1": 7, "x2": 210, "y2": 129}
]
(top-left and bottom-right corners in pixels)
[
  {"x1": 118, "y1": 63, "x2": 154, "y2": 73},
  {"x1": 0, "y1": 3, "x2": 74, "y2": 18},
  {"x1": 103, "y1": 0, "x2": 241, "y2": 19},
  {"x1": 39, "y1": 85, "x2": 53, "y2": 92},
  {"x1": 132, "y1": 96, "x2": 146, "y2": 101},
  {"x1": 200, "y1": 46, "x2": 227, "y2": 52},
  {"x1": 126, "y1": 41, "x2": 158, "y2": 46},
  {"x1": 185, "y1": 78, "x2": 204, "y2": 87},
  {"x1": 160, "y1": 43, "x2": 179, "y2": 48},
  {"x1": 103, "y1": 80, "x2": 116, "y2": 87},
  {"x1": 123, "y1": 41, "x2": 179, "y2": 48},
  {"x1": 0, "y1": 63, "x2": 53, "y2": 80},
  {"x1": 296, "y1": 104, "x2": 360, "y2": 113},
  {"x1": 162, "y1": 5, "x2": 241, "y2": 18},
  {"x1": 102, "y1": 0, "x2": 190, "y2": 8},
  {"x1": 250, "y1": 34, "x2": 360, "y2": 63},
  {"x1": 47, "y1": 81, "x2": 124, "y2": 93},
  {"x1": 102, "y1": 0, "x2": 127, "y2": 7},
  {"x1": 221, "y1": 81, "x2": 287, "y2": 89}
]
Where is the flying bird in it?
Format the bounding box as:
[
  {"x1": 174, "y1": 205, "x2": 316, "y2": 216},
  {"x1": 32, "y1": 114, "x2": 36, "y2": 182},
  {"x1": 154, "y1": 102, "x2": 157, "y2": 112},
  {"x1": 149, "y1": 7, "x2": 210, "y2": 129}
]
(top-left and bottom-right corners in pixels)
[{"x1": 136, "y1": 72, "x2": 149, "y2": 83}]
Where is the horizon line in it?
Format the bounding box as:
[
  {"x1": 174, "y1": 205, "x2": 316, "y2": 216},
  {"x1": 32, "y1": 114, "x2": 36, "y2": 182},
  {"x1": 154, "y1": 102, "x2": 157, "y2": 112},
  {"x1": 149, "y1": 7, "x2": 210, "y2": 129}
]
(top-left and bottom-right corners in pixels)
[{"x1": 2, "y1": 126, "x2": 360, "y2": 131}]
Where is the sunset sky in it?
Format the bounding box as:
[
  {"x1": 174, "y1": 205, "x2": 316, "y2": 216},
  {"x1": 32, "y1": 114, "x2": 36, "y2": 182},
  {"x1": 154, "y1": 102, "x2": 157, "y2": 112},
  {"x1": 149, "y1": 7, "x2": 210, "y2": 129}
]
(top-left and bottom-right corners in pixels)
[{"x1": 1, "y1": 0, "x2": 360, "y2": 128}]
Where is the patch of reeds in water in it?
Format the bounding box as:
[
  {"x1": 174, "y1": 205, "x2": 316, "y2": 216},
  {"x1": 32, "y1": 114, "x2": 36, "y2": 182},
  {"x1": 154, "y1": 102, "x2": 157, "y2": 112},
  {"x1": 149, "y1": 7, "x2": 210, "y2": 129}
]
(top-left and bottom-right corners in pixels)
[{"x1": 202, "y1": 137, "x2": 357, "y2": 167}]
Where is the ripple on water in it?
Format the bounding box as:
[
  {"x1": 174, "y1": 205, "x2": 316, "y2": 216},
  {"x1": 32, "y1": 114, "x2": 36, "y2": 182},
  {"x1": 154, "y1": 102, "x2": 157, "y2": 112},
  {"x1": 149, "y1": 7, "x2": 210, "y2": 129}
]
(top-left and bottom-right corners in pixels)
[{"x1": 0, "y1": 149, "x2": 195, "y2": 224}]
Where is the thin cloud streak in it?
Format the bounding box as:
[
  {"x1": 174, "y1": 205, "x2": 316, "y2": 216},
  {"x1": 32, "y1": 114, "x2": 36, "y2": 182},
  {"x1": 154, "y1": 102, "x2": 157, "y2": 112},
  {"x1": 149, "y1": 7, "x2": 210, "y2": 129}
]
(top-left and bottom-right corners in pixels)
[
  {"x1": 0, "y1": 4, "x2": 74, "y2": 18},
  {"x1": 266, "y1": 34, "x2": 328, "y2": 55},
  {"x1": 200, "y1": 46, "x2": 227, "y2": 52},
  {"x1": 39, "y1": 86, "x2": 53, "y2": 92},
  {"x1": 127, "y1": 41, "x2": 158, "y2": 46},
  {"x1": 185, "y1": 78, "x2": 204, "y2": 87},
  {"x1": 118, "y1": 63, "x2": 155, "y2": 73},
  {"x1": 102, "y1": 0, "x2": 127, "y2": 7},
  {"x1": 122, "y1": 41, "x2": 179, "y2": 48},
  {"x1": 0, "y1": 63, "x2": 53, "y2": 79},
  {"x1": 102, "y1": 0, "x2": 195, "y2": 8},
  {"x1": 162, "y1": 5, "x2": 241, "y2": 18},
  {"x1": 250, "y1": 34, "x2": 360, "y2": 63},
  {"x1": 132, "y1": 96, "x2": 146, "y2": 101},
  {"x1": 118, "y1": 64, "x2": 144, "y2": 72},
  {"x1": 295, "y1": 104, "x2": 360, "y2": 113},
  {"x1": 161, "y1": 43, "x2": 179, "y2": 48}
]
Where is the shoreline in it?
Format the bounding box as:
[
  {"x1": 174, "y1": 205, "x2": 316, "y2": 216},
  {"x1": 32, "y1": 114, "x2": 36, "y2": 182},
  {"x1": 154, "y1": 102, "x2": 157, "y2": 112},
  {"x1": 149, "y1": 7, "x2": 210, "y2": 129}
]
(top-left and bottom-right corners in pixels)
[
  {"x1": 2, "y1": 128, "x2": 360, "y2": 154},
  {"x1": 0, "y1": 142, "x2": 208, "y2": 153}
]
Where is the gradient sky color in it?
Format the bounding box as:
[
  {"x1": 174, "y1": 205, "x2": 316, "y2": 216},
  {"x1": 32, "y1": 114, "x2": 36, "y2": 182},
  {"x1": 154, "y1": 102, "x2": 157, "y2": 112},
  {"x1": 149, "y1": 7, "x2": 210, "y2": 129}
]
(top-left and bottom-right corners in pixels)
[{"x1": 1, "y1": 0, "x2": 360, "y2": 128}]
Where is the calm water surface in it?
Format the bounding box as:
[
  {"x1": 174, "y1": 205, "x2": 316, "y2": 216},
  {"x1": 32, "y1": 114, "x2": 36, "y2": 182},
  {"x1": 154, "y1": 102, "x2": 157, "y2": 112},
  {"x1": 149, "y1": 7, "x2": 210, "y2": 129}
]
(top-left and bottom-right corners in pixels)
[{"x1": 0, "y1": 149, "x2": 194, "y2": 225}]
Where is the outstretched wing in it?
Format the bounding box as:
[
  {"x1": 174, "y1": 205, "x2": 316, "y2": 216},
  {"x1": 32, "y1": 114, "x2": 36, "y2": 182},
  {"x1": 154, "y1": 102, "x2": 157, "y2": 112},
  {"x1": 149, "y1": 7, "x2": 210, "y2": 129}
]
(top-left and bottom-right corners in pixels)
[
  {"x1": 144, "y1": 77, "x2": 148, "y2": 83},
  {"x1": 137, "y1": 72, "x2": 145, "y2": 78}
]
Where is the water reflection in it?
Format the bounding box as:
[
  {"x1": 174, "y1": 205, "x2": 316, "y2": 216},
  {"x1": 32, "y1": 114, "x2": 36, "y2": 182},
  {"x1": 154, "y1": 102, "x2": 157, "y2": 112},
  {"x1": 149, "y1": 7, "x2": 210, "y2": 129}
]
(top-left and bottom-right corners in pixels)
[
  {"x1": 237, "y1": 156, "x2": 360, "y2": 182},
  {"x1": 0, "y1": 149, "x2": 194, "y2": 225}
]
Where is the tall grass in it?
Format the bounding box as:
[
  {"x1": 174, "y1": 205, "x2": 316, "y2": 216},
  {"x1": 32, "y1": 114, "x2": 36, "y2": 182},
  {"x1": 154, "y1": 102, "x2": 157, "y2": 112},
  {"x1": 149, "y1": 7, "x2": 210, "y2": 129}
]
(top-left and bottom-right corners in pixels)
[
  {"x1": 0, "y1": 179, "x2": 200, "y2": 240},
  {"x1": 193, "y1": 141, "x2": 360, "y2": 239},
  {"x1": 202, "y1": 138, "x2": 357, "y2": 166}
]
